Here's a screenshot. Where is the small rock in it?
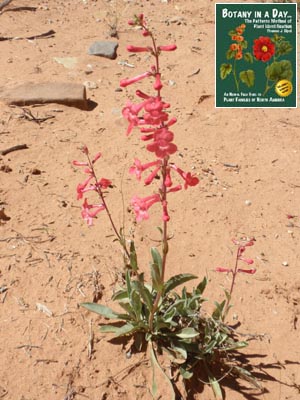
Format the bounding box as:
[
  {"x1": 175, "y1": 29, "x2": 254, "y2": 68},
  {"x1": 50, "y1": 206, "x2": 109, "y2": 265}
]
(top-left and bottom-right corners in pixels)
[
  {"x1": 245, "y1": 200, "x2": 252, "y2": 206},
  {"x1": 0, "y1": 82, "x2": 88, "y2": 110},
  {"x1": 30, "y1": 168, "x2": 42, "y2": 175},
  {"x1": 85, "y1": 64, "x2": 94, "y2": 75},
  {"x1": 53, "y1": 57, "x2": 78, "y2": 69},
  {"x1": 83, "y1": 81, "x2": 98, "y2": 90},
  {"x1": 88, "y1": 41, "x2": 118, "y2": 60},
  {"x1": 282, "y1": 261, "x2": 289, "y2": 267}
]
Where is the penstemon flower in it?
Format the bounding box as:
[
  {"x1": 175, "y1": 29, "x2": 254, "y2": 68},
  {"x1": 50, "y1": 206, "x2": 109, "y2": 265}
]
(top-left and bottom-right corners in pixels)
[{"x1": 120, "y1": 14, "x2": 199, "y2": 223}]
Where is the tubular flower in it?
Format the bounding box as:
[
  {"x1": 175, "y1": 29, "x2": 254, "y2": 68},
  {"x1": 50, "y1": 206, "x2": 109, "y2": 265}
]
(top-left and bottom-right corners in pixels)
[
  {"x1": 120, "y1": 71, "x2": 152, "y2": 88},
  {"x1": 237, "y1": 268, "x2": 256, "y2": 274},
  {"x1": 81, "y1": 198, "x2": 105, "y2": 226},
  {"x1": 146, "y1": 139, "x2": 177, "y2": 158},
  {"x1": 253, "y1": 36, "x2": 275, "y2": 62},
  {"x1": 131, "y1": 194, "x2": 160, "y2": 222},
  {"x1": 158, "y1": 44, "x2": 177, "y2": 52},
  {"x1": 127, "y1": 45, "x2": 152, "y2": 53},
  {"x1": 122, "y1": 100, "x2": 146, "y2": 135},
  {"x1": 170, "y1": 165, "x2": 199, "y2": 189},
  {"x1": 76, "y1": 175, "x2": 94, "y2": 200},
  {"x1": 129, "y1": 159, "x2": 161, "y2": 181}
]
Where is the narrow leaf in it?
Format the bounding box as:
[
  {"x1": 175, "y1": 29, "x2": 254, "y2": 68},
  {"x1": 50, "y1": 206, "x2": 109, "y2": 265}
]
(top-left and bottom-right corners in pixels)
[
  {"x1": 150, "y1": 342, "x2": 176, "y2": 400},
  {"x1": 164, "y1": 273, "x2": 197, "y2": 295},
  {"x1": 151, "y1": 247, "x2": 162, "y2": 274},
  {"x1": 129, "y1": 240, "x2": 138, "y2": 272},
  {"x1": 176, "y1": 327, "x2": 199, "y2": 339},
  {"x1": 81, "y1": 303, "x2": 123, "y2": 319}
]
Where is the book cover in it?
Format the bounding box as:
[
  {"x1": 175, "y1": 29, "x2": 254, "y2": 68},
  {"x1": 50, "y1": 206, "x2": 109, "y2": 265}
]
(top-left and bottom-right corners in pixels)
[{"x1": 215, "y1": 3, "x2": 297, "y2": 108}]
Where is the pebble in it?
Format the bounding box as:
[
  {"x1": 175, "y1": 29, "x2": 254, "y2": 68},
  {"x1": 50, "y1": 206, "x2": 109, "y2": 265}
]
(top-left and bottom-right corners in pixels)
[
  {"x1": 245, "y1": 200, "x2": 252, "y2": 206},
  {"x1": 53, "y1": 57, "x2": 78, "y2": 69},
  {"x1": 282, "y1": 261, "x2": 289, "y2": 267},
  {"x1": 88, "y1": 41, "x2": 119, "y2": 60},
  {"x1": 83, "y1": 81, "x2": 98, "y2": 90}
]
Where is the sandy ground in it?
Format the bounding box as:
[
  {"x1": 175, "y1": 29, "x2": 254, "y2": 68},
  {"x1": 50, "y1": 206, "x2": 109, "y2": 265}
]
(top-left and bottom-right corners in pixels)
[{"x1": 0, "y1": 0, "x2": 300, "y2": 399}]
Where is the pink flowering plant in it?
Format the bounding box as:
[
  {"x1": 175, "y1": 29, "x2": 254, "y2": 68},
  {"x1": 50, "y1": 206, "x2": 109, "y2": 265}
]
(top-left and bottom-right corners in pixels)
[{"x1": 73, "y1": 14, "x2": 260, "y2": 398}]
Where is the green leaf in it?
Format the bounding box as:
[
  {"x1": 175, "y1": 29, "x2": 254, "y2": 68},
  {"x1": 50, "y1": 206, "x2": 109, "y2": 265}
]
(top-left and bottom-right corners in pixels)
[
  {"x1": 112, "y1": 289, "x2": 128, "y2": 301},
  {"x1": 209, "y1": 375, "x2": 223, "y2": 400},
  {"x1": 276, "y1": 40, "x2": 293, "y2": 57},
  {"x1": 100, "y1": 325, "x2": 123, "y2": 334},
  {"x1": 240, "y1": 40, "x2": 248, "y2": 49},
  {"x1": 135, "y1": 280, "x2": 153, "y2": 311},
  {"x1": 150, "y1": 342, "x2": 176, "y2": 400},
  {"x1": 226, "y1": 49, "x2": 235, "y2": 60},
  {"x1": 212, "y1": 300, "x2": 226, "y2": 320},
  {"x1": 112, "y1": 323, "x2": 139, "y2": 337},
  {"x1": 265, "y1": 60, "x2": 293, "y2": 82},
  {"x1": 228, "y1": 30, "x2": 236, "y2": 37},
  {"x1": 130, "y1": 290, "x2": 142, "y2": 320},
  {"x1": 164, "y1": 273, "x2": 197, "y2": 295},
  {"x1": 125, "y1": 270, "x2": 132, "y2": 297},
  {"x1": 196, "y1": 276, "x2": 207, "y2": 294},
  {"x1": 151, "y1": 247, "x2": 162, "y2": 275},
  {"x1": 176, "y1": 327, "x2": 199, "y2": 339},
  {"x1": 151, "y1": 262, "x2": 163, "y2": 292},
  {"x1": 243, "y1": 52, "x2": 253, "y2": 63},
  {"x1": 81, "y1": 303, "x2": 127, "y2": 320},
  {"x1": 180, "y1": 367, "x2": 193, "y2": 380},
  {"x1": 129, "y1": 240, "x2": 138, "y2": 272},
  {"x1": 220, "y1": 63, "x2": 232, "y2": 79},
  {"x1": 239, "y1": 70, "x2": 255, "y2": 87}
]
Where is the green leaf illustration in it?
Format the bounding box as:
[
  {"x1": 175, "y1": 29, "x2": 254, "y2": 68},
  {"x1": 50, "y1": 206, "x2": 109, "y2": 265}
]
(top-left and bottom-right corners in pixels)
[
  {"x1": 243, "y1": 52, "x2": 253, "y2": 63},
  {"x1": 220, "y1": 63, "x2": 232, "y2": 79},
  {"x1": 226, "y1": 49, "x2": 235, "y2": 60},
  {"x1": 276, "y1": 40, "x2": 293, "y2": 57},
  {"x1": 239, "y1": 70, "x2": 255, "y2": 87},
  {"x1": 265, "y1": 60, "x2": 293, "y2": 82},
  {"x1": 240, "y1": 40, "x2": 248, "y2": 49}
]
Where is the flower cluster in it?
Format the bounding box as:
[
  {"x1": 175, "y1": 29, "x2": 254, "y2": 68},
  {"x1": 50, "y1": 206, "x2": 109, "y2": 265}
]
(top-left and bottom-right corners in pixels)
[
  {"x1": 73, "y1": 148, "x2": 111, "y2": 226},
  {"x1": 253, "y1": 36, "x2": 275, "y2": 63},
  {"x1": 121, "y1": 14, "x2": 199, "y2": 222},
  {"x1": 216, "y1": 237, "x2": 256, "y2": 275},
  {"x1": 229, "y1": 23, "x2": 246, "y2": 60}
]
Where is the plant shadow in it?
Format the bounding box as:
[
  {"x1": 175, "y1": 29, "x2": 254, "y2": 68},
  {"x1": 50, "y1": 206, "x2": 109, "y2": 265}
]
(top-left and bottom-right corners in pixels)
[{"x1": 182, "y1": 352, "x2": 300, "y2": 400}]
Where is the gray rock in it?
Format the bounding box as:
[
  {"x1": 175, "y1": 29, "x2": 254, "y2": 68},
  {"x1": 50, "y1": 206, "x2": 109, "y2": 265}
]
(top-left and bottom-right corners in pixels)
[
  {"x1": 0, "y1": 82, "x2": 88, "y2": 110},
  {"x1": 88, "y1": 41, "x2": 118, "y2": 59}
]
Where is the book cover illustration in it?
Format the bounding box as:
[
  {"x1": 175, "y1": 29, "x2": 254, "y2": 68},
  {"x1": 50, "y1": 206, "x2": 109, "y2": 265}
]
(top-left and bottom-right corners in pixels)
[{"x1": 215, "y1": 3, "x2": 297, "y2": 108}]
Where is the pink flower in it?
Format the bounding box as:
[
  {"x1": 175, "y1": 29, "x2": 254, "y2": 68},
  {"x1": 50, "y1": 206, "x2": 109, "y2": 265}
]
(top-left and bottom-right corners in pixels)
[
  {"x1": 144, "y1": 165, "x2": 161, "y2": 185},
  {"x1": 216, "y1": 267, "x2": 232, "y2": 273},
  {"x1": 92, "y1": 152, "x2": 102, "y2": 163},
  {"x1": 122, "y1": 100, "x2": 146, "y2": 135},
  {"x1": 81, "y1": 198, "x2": 105, "y2": 226},
  {"x1": 77, "y1": 175, "x2": 93, "y2": 200},
  {"x1": 131, "y1": 194, "x2": 160, "y2": 222},
  {"x1": 147, "y1": 140, "x2": 177, "y2": 158},
  {"x1": 129, "y1": 159, "x2": 161, "y2": 180},
  {"x1": 73, "y1": 160, "x2": 89, "y2": 167},
  {"x1": 154, "y1": 74, "x2": 163, "y2": 91},
  {"x1": 97, "y1": 178, "x2": 112, "y2": 189},
  {"x1": 162, "y1": 200, "x2": 170, "y2": 221},
  {"x1": 127, "y1": 45, "x2": 152, "y2": 53},
  {"x1": 167, "y1": 185, "x2": 182, "y2": 193},
  {"x1": 170, "y1": 165, "x2": 199, "y2": 189},
  {"x1": 237, "y1": 268, "x2": 256, "y2": 274},
  {"x1": 120, "y1": 71, "x2": 152, "y2": 88},
  {"x1": 239, "y1": 257, "x2": 254, "y2": 265},
  {"x1": 158, "y1": 44, "x2": 177, "y2": 51}
]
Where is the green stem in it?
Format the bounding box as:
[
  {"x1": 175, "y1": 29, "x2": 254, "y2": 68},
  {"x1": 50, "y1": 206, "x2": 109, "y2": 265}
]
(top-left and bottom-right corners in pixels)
[
  {"x1": 233, "y1": 59, "x2": 239, "y2": 91},
  {"x1": 222, "y1": 245, "x2": 240, "y2": 321},
  {"x1": 87, "y1": 154, "x2": 130, "y2": 261},
  {"x1": 149, "y1": 157, "x2": 169, "y2": 333}
]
